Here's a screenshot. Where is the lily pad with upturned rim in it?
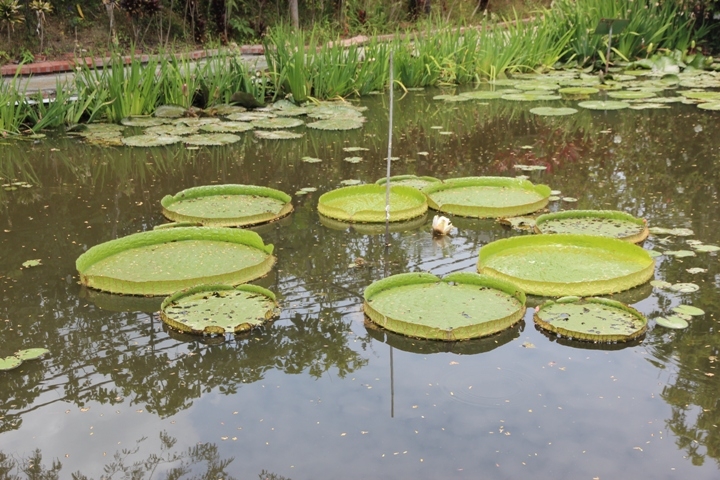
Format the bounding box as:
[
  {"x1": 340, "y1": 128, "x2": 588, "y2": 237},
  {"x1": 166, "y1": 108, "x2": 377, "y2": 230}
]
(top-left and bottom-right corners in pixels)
[
  {"x1": 534, "y1": 296, "x2": 647, "y2": 342},
  {"x1": 160, "y1": 284, "x2": 279, "y2": 335},
  {"x1": 363, "y1": 272, "x2": 526, "y2": 341},
  {"x1": 317, "y1": 184, "x2": 427, "y2": 223},
  {"x1": 375, "y1": 175, "x2": 442, "y2": 191},
  {"x1": 423, "y1": 176, "x2": 551, "y2": 218},
  {"x1": 534, "y1": 210, "x2": 648, "y2": 243},
  {"x1": 76, "y1": 227, "x2": 275, "y2": 296},
  {"x1": 478, "y1": 234, "x2": 655, "y2": 296},
  {"x1": 161, "y1": 184, "x2": 293, "y2": 227}
]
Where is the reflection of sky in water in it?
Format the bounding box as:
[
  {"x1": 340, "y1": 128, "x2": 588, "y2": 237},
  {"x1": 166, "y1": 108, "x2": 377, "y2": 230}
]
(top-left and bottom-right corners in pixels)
[{"x1": 3, "y1": 88, "x2": 720, "y2": 478}]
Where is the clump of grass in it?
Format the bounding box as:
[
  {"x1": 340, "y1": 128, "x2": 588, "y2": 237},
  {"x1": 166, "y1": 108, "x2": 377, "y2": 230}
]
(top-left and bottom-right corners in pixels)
[{"x1": 0, "y1": 70, "x2": 29, "y2": 135}]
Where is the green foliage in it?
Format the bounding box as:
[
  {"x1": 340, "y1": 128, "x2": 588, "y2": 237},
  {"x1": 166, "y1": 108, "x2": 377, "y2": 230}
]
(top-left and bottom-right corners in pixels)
[{"x1": 0, "y1": 71, "x2": 29, "y2": 135}]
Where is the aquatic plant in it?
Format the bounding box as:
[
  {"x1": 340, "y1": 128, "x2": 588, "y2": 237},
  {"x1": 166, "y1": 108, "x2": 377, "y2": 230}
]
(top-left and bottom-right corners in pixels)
[{"x1": 0, "y1": 71, "x2": 29, "y2": 134}]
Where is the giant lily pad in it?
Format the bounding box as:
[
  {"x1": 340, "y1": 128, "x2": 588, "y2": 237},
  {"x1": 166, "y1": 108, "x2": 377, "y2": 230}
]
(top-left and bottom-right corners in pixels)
[
  {"x1": 161, "y1": 184, "x2": 293, "y2": 227},
  {"x1": 423, "y1": 177, "x2": 551, "y2": 218},
  {"x1": 534, "y1": 296, "x2": 647, "y2": 342},
  {"x1": 317, "y1": 184, "x2": 427, "y2": 223},
  {"x1": 161, "y1": 284, "x2": 279, "y2": 335},
  {"x1": 535, "y1": 210, "x2": 648, "y2": 243},
  {"x1": 375, "y1": 175, "x2": 442, "y2": 190},
  {"x1": 363, "y1": 272, "x2": 526, "y2": 341},
  {"x1": 478, "y1": 234, "x2": 655, "y2": 296},
  {"x1": 76, "y1": 227, "x2": 275, "y2": 296},
  {"x1": 319, "y1": 212, "x2": 427, "y2": 234}
]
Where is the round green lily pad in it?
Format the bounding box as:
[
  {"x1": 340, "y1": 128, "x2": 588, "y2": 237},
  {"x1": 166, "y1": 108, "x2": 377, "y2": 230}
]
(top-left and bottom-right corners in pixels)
[
  {"x1": 423, "y1": 177, "x2": 551, "y2": 218},
  {"x1": 0, "y1": 356, "x2": 22, "y2": 371},
  {"x1": 458, "y1": 91, "x2": 504, "y2": 100},
  {"x1": 122, "y1": 134, "x2": 182, "y2": 147},
  {"x1": 226, "y1": 112, "x2": 275, "y2": 122},
  {"x1": 529, "y1": 107, "x2": 578, "y2": 116},
  {"x1": 670, "y1": 283, "x2": 699, "y2": 293},
  {"x1": 698, "y1": 102, "x2": 720, "y2": 111},
  {"x1": 174, "y1": 117, "x2": 220, "y2": 127},
  {"x1": 672, "y1": 305, "x2": 704, "y2": 316},
  {"x1": 200, "y1": 122, "x2": 254, "y2": 133},
  {"x1": 680, "y1": 91, "x2": 720, "y2": 101},
  {"x1": 306, "y1": 117, "x2": 364, "y2": 131},
  {"x1": 145, "y1": 124, "x2": 199, "y2": 136},
  {"x1": 535, "y1": 210, "x2": 648, "y2": 243},
  {"x1": 694, "y1": 244, "x2": 720, "y2": 252},
  {"x1": 183, "y1": 133, "x2": 241, "y2": 146},
  {"x1": 364, "y1": 272, "x2": 526, "y2": 341},
  {"x1": 14, "y1": 348, "x2": 50, "y2": 361},
  {"x1": 161, "y1": 284, "x2": 279, "y2": 335},
  {"x1": 501, "y1": 93, "x2": 561, "y2": 101},
  {"x1": 317, "y1": 184, "x2": 427, "y2": 223},
  {"x1": 121, "y1": 116, "x2": 168, "y2": 127},
  {"x1": 558, "y1": 87, "x2": 599, "y2": 96},
  {"x1": 577, "y1": 100, "x2": 629, "y2": 110},
  {"x1": 375, "y1": 175, "x2": 442, "y2": 190},
  {"x1": 154, "y1": 105, "x2": 187, "y2": 118},
  {"x1": 319, "y1": 212, "x2": 428, "y2": 234},
  {"x1": 478, "y1": 234, "x2": 655, "y2": 296},
  {"x1": 254, "y1": 130, "x2": 304, "y2": 140},
  {"x1": 655, "y1": 315, "x2": 689, "y2": 329},
  {"x1": 161, "y1": 184, "x2": 293, "y2": 227},
  {"x1": 607, "y1": 91, "x2": 657, "y2": 99},
  {"x1": 534, "y1": 297, "x2": 647, "y2": 342},
  {"x1": 251, "y1": 117, "x2": 304, "y2": 130},
  {"x1": 76, "y1": 227, "x2": 275, "y2": 296}
]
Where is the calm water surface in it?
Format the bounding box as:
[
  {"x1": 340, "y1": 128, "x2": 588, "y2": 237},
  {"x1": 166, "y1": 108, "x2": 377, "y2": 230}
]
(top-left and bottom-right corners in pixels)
[{"x1": 2, "y1": 89, "x2": 720, "y2": 479}]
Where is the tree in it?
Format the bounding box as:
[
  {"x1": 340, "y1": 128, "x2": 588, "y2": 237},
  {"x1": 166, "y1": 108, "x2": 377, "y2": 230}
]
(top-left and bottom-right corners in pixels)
[{"x1": 289, "y1": 0, "x2": 299, "y2": 28}]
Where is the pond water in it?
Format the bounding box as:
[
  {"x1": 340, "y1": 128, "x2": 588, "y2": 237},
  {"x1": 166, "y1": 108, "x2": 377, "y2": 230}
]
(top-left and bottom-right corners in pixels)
[{"x1": 2, "y1": 87, "x2": 720, "y2": 479}]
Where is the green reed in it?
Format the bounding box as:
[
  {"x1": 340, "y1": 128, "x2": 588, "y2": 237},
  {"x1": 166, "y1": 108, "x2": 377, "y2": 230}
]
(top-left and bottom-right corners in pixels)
[
  {"x1": 0, "y1": 71, "x2": 29, "y2": 134},
  {"x1": 159, "y1": 55, "x2": 201, "y2": 109}
]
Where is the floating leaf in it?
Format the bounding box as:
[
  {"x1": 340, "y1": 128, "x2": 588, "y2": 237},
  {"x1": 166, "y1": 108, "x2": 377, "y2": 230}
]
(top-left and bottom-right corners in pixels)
[
  {"x1": 299, "y1": 187, "x2": 317, "y2": 193},
  {"x1": 344, "y1": 156, "x2": 363, "y2": 164},
  {"x1": 121, "y1": 116, "x2": 168, "y2": 127},
  {"x1": 376, "y1": 175, "x2": 442, "y2": 191},
  {"x1": 607, "y1": 91, "x2": 657, "y2": 99},
  {"x1": 226, "y1": 112, "x2": 275, "y2": 122},
  {"x1": 301, "y1": 156, "x2": 322, "y2": 163},
  {"x1": 686, "y1": 267, "x2": 707, "y2": 274},
  {"x1": 458, "y1": 91, "x2": 504, "y2": 100},
  {"x1": 672, "y1": 305, "x2": 705, "y2": 316},
  {"x1": 558, "y1": 87, "x2": 599, "y2": 96},
  {"x1": 251, "y1": 117, "x2": 304, "y2": 130},
  {"x1": 14, "y1": 348, "x2": 50, "y2": 361},
  {"x1": 535, "y1": 210, "x2": 648, "y2": 243},
  {"x1": 0, "y1": 356, "x2": 22, "y2": 371},
  {"x1": 122, "y1": 134, "x2": 182, "y2": 147},
  {"x1": 655, "y1": 316, "x2": 689, "y2": 329},
  {"x1": 340, "y1": 179, "x2": 362, "y2": 186},
  {"x1": 670, "y1": 283, "x2": 700, "y2": 293},
  {"x1": 199, "y1": 122, "x2": 254, "y2": 133},
  {"x1": 254, "y1": 130, "x2": 304, "y2": 140},
  {"x1": 343, "y1": 147, "x2": 369, "y2": 152},
  {"x1": 514, "y1": 164, "x2": 547, "y2": 171},
  {"x1": 577, "y1": 100, "x2": 630, "y2": 110},
  {"x1": 154, "y1": 105, "x2": 187, "y2": 118},
  {"x1": 650, "y1": 280, "x2": 672, "y2": 289},
  {"x1": 501, "y1": 93, "x2": 561, "y2": 101},
  {"x1": 663, "y1": 250, "x2": 696, "y2": 258},
  {"x1": 697, "y1": 102, "x2": 720, "y2": 111},
  {"x1": 648, "y1": 227, "x2": 694, "y2": 236},
  {"x1": 529, "y1": 107, "x2": 578, "y2": 116},
  {"x1": 306, "y1": 117, "x2": 364, "y2": 131},
  {"x1": 22, "y1": 259, "x2": 42, "y2": 268},
  {"x1": 693, "y1": 244, "x2": 720, "y2": 252},
  {"x1": 145, "y1": 124, "x2": 199, "y2": 136},
  {"x1": 318, "y1": 185, "x2": 427, "y2": 223},
  {"x1": 562, "y1": 197, "x2": 578, "y2": 202},
  {"x1": 183, "y1": 133, "x2": 241, "y2": 146},
  {"x1": 646, "y1": 250, "x2": 662, "y2": 257}
]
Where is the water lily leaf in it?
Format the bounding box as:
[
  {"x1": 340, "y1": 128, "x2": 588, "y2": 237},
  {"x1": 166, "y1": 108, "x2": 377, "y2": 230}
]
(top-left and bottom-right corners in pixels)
[
  {"x1": 306, "y1": 117, "x2": 364, "y2": 131},
  {"x1": 670, "y1": 283, "x2": 700, "y2": 293},
  {"x1": 672, "y1": 305, "x2": 705, "y2": 316},
  {"x1": 535, "y1": 297, "x2": 647, "y2": 342},
  {"x1": 0, "y1": 356, "x2": 22, "y2": 371},
  {"x1": 501, "y1": 93, "x2": 561, "y2": 101},
  {"x1": 646, "y1": 250, "x2": 662, "y2": 257},
  {"x1": 145, "y1": 124, "x2": 199, "y2": 136},
  {"x1": 433, "y1": 94, "x2": 473, "y2": 102},
  {"x1": 693, "y1": 244, "x2": 720, "y2": 252},
  {"x1": 686, "y1": 267, "x2": 707, "y2": 274},
  {"x1": 478, "y1": 234, "x2": 655, "y2": 296},
  {"x1": 226, "y1": 112, "x2": 276, "y2": 122},
  {"x1": 628, "y1": 103, "x2": 670, "y2": 110},
  {"x1": 650, "y1": 280, "x2": 672, "y2": 289},
  {"x1": 663, "y1": 250, "x2": 696, "y2": 258},
  {"x1": 458, "y1": 91, "x2": 504, "y2": 100},
  {"x1": 344, "y1": 156, "x2": 363, "y2": 163},
  {"x1": 251, "y1": 117, "x2": 304, "y2": 130},
  {"x1": 697, "y1": 102, "x2": 720, "y2": 111},
  {"x1": 122, "y1": 134, "x2": 182, "y2": 147},
  {"x1": 210, "y1": 104, "x2": 247, "y2": 116},
  {"x1": 364, "y1": 272, "x2": 526, "y2": 340},
  {"x1": 649, "y1": 227, "x2": 694, "y2": 236},
  {"x1": 529, "y1": 107, "x2": 578, "y2": 116},
  {"x1": 161, "y1": 284, "x2": 279, "y2": 335},
  {"x1": 655, "y1": 316, "x2": 688, "y2": 329},
  {"x1": 376, "y1": 175, "x2": 442, "y2": 190},
  {"x1": 199, "y1": 122, "x2": 254, "y2": 133},
  {"x1": 498, "y1": 216, "x2": 537, "y2": 231},
  {"x1": 558, "y1": 87, "x2": 599, "y2": 96},
  {"x1": 343, "y1": 147, "x2": 369, "y2": 152},
  {"x1": 318, "y1": 185, "x2": 427, "y2": 223},
  {"x1": 154, "y1": 105, "x2": 187, "y2": 118},
  {"x1": 535, "y1": 210, "x2": 648, "y2": 243},
  {"x1": 340, "y1": 179, "x2": 362, "y2": 186},
  {"x1": 577, "y1": 100, "x2": 629, "y2": 110},
  {"x1": 562, "y1": 197, "x2": 578, "y2": 202},
  {"x1": 183, "y1": 133, "x2": 241, "y2": 146},
  {"x1": 121, "y1": 116, "x2": 168, "y2": 127},
  {"x1": 417, "y1": 151, "x2": 429, "y2": 156},
  {"x1": 300, "y1": 187, "x2": 317, "y2": 193},
  {"x1": 175, "y1": 117, "x2": 221, "y2": 127},
  {"x1": 254, "y1": 130, "x2": 304, "y2": 140},
  {"x1": 22, "y1": 259, "x2": 41, "y2": 268},
  {"x1": 607, "y1": 91, "x2": 657, "y2": 99},
  {"x1": 14, "y1": 348, "x2": 50, "y2": 360},
  {"x1": 680, "y1": 91, "x2": 720, "y2": 101},
  {"x1": 514, "y1": 164, "x2": 547, "y2": 171},
  {"x1": 548, "y1": 196, "x2": 561, "y2": 201},
  {"x1": 302, "y1": 156, "x2": 322, "y2": 163}
]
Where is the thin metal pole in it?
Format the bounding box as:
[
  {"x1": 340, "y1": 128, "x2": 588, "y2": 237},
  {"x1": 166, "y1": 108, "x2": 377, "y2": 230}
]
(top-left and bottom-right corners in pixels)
[{"x1": 385, "y1": 51, "x2": 394, "y2": 230}]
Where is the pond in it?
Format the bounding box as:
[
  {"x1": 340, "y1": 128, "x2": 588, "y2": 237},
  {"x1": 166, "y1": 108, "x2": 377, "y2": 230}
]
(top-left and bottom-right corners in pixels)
[{"x1": 2, "y1": 84, "x2": 720, "y2": 479}]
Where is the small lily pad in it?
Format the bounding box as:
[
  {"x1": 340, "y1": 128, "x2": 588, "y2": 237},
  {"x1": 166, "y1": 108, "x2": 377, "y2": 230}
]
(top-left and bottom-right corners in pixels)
[
  {"x1": 227, "y1": 112, "x2": 276, "y2": 122},
  {"x1": 501, "y1": 93, "x2": 561, "y2": 101},
  {"x1": 254, "y1": 130, "x2": 304, "y2": 140},
  {"x1": 154, "y1": 105, "x2": 187, "y2": 118},
  {"x1": 670, "y1": 283, "x2": 700, "y2": 293},
  {"x1": 251, "y1": 117, "x2": 304, "y2": 130},
  {"x1": 529, "y1": 107, "x2": 578, "y2": 116},
  {"x1": 121, "y1": 116, "x2": 168, "y2": 127},
  {"x1": 343, "y1": 147, "x2": 369, "y2": 152},
  {"x1": 672, "y1": 305, "x2": 705, "y2": 316},
  {"x1": 0, "y1": 356, "x2": 22, "y2": 371},
  {"x1": 562, "y1": 197, "x2": 578, "y2": 202},
  {"x1": 655, "y1": 316, "x2": 689, "y2": 329},
  {"x1": 646, "y1": 250, "x2": 662, "y2": 257},
  {"x1": 344, "y1": 156, "x2": 363, "y2": 163},
  {"x1": 122, "y1": 134, "x2": 182, "y2": 147},
  {"x1": 607, "y1": 91, "x2": 657, "y2": 99},
  {"x1": 697, "y1": 102, "x2": 720, "y2": 111},
  {"x1": 22, "y1": 259, "x2": 42, "y2": 268},
  {"x1": 199, "y1": 122, "x2": 254, "y2": 133},
  {"x1": 663, "y1": 250, "x2": 696, "y2": 258},
  {"x1": 14, "y1": 348, "x2": 50, "y2": 361},
  {"x1": 649, "y1": 227, "x2": 694, "y2": 236},
  {"x1": 693, "y1": 244, "x2": 720, "y2": 252},
  {"x1": 340, "y1": 179, "x2": 362, "y2": 186},
  {"x1": 183, "y1": 133, "x2": 241, "y2": 146},
  {"x1": 686, "y1": 267, "x2": 707, "y2": 274},
  {"x1": 306, "y1": 117, "x2": 364, "y2": 131},
  {"x1": 145, "y1": 124, "x2": 199, "y2": 136},
  {"x1": 650, "y1": 280, "x2": 672, "y2": 289},
  {"x1": 302, "y1": 156, "x2": 322, "y2": 163},
  {"x1": 299, "y1": 187, "x2": 317, "y2": 193},
  {"x1": 459, "y1": 91, "x2": 504, "y2": 100},
  {"x1": 577, "y1": 100, "x2": 630, "y2": 111}
]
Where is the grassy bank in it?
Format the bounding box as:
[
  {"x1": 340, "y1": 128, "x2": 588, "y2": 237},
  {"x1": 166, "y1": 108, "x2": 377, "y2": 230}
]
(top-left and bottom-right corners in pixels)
[{"x1": 0, "y1": 0, "x2": 715, "y2": 135}]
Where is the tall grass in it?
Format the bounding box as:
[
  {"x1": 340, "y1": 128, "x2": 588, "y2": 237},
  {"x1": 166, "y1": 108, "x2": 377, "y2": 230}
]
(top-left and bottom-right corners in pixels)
[{"x1": 0, "y1": 72, "x2": 29, "y2": 135}]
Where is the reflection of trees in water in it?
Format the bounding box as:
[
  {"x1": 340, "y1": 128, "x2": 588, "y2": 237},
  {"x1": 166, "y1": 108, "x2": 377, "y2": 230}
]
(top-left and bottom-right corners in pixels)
[{"x1": 0, "y1": 431, "x2": 285, "y2": 480}]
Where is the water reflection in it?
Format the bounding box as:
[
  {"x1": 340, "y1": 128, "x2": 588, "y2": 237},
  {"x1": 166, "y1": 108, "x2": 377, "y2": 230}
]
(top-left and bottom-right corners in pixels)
[{"x1": 2, "y1": 87, "x2": 720, "y2": 476}]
